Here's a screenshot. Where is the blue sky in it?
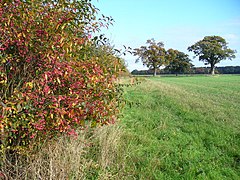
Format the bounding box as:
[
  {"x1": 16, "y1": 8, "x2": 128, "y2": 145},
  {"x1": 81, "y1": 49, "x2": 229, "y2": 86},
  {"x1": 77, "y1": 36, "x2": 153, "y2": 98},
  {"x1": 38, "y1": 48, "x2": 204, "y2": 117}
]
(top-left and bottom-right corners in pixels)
[{"x1": 92, "y1": 0, "x2": 240, "y2": 71}]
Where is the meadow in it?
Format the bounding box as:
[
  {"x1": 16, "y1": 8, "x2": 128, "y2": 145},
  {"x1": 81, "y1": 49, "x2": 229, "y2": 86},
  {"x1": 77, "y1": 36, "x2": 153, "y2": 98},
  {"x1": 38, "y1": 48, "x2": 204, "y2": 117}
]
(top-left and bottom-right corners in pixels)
[{"x1": 120, "y1": 75, "x2": 240, "y2": 179}]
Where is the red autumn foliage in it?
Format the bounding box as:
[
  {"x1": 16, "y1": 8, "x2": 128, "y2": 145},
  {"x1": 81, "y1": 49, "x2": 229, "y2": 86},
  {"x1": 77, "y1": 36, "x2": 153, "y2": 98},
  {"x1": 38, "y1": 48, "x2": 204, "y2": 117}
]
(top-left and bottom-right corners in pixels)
[{"x1": 0, "y1": 0, "x2": 124, "y2": 152}]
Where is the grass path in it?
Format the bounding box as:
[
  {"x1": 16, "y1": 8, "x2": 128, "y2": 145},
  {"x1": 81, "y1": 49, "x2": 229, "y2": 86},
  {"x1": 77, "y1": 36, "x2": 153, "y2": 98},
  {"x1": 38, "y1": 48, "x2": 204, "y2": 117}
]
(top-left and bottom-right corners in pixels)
[{"x1": 121, "y1": 75, "x2": 240, "y2": 179}]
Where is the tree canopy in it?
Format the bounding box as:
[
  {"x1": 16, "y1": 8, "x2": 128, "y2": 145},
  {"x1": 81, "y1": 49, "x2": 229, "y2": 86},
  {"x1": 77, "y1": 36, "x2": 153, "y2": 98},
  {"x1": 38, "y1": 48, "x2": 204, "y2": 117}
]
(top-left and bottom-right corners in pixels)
[
  {"x1": 165, "y1": 49, "x2": 193, "y2": 76},
  {"x1": 188, "y1": 36, "x2": 236, "y2": 75},
  {"x1": 133, "y1": 39, "x2": 167, "y2": 76}
]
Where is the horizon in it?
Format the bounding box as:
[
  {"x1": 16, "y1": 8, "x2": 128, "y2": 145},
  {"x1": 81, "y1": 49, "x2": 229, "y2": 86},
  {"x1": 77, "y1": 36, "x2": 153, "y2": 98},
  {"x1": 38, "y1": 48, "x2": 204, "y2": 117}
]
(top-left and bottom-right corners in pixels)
[{"x1": 93, "y1": 0, "x2": 240, "y2": 71}]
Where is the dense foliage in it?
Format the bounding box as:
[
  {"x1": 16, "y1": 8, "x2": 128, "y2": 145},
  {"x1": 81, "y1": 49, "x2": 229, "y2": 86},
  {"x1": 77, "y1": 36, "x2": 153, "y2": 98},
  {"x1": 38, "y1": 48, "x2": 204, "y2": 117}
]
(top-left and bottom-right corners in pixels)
[
  {"x1": 0, "y1": 0, "x2": 124, "y2": 154},
  {"x1": 165, "y1": 49, "x2": 193, "y2": 76},
  {"x1": 188, "y1": 36, "x2": 236, "y2": 75}
]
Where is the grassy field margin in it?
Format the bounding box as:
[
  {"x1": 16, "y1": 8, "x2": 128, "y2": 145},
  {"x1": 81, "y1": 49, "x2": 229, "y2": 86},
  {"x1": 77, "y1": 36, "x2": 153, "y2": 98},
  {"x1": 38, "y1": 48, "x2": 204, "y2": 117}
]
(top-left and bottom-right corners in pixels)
[{"x1": 120, "y1": 75, "x2": 240, "y2": 179}]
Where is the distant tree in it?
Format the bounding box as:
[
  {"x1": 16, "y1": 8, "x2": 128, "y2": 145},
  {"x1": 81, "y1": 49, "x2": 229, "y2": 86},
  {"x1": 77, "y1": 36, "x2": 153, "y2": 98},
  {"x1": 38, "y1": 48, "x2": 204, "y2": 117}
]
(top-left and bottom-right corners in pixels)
[
  {"x1": 131, "y1": 69, "x2": 139, "y2": 75},
  {"x1": 216, "y1": 66, "x2": 240, "y2": 74},
  {"x1": 133, "y1": 39, "x2": 167, "y2": 76},
  {"x1": 188, "y1": 36, "x2": 236, "y2": 75},
  {"x1": 193, "y1": 67, "x2": 209, "y2": 74},
  {"x1": 165, "y1": 49, "x2": 194, "y2": 76}
]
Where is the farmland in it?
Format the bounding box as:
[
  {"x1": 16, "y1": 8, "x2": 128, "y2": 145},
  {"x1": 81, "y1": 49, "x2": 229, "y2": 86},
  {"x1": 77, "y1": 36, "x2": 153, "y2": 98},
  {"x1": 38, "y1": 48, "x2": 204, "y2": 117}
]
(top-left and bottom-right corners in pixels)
[
  {"x1": 1, "y1": 1, "x2": 240, "y2": 179},
  {"x1": 1, "y1": 75, "x2": 240, "y2": 179},
  {"x1": 120, "y1": 75, "x2": 240, "y2": 179}
]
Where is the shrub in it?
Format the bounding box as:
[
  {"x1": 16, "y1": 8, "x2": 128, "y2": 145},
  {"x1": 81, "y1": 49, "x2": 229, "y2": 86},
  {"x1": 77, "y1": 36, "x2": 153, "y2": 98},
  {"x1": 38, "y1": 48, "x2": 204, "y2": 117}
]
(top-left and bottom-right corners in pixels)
[{"x1": 0, "y1": 0, "x2": 124, "y2": 155}]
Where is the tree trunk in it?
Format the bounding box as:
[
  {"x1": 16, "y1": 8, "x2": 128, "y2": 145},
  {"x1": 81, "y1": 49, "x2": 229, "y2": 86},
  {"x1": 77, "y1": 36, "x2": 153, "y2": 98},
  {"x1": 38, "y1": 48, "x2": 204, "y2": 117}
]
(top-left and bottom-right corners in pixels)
[
  {"x1": 210, "y1": 64, "x2": 215, "y2": 75},
  {"x1": 153, "y1": 68, "x2": 157, "y2": 76}
]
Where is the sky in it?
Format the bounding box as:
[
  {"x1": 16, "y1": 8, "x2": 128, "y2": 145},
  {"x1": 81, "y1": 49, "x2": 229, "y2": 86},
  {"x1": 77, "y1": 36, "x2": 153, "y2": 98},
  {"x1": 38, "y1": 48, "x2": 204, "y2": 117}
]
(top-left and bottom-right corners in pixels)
[{"x1": 92, "y1": 0, "x2": 240, "y2": 71}]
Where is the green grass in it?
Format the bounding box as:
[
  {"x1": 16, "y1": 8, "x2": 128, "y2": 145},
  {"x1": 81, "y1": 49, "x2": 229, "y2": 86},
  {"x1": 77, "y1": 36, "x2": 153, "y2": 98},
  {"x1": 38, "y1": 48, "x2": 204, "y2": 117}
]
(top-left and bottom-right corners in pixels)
[
  {"x1": 121, "y1": 75, "x2": 240, "y2": 179},
  {"x1": 2, "y1": 75, "x2": 240, "y2": 179}
]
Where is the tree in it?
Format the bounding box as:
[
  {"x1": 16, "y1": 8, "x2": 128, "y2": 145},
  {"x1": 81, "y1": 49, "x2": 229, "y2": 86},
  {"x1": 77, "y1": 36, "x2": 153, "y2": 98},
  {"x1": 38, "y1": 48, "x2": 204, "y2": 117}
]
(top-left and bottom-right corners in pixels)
[
  {"x1": 165, "y1": 49, "x2": 193, "y2": 76},
  {"x1": 188, "y1": 36, "x2": 236, "y2": 75},
  {"x1": 133, "y1": 39, "x2": 166, "y2": 76}
]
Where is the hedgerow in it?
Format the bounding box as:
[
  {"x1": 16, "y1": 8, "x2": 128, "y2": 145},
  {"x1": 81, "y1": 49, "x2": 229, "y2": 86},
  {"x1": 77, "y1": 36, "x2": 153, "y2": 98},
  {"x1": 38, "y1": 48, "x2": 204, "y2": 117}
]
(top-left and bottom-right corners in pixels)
[{"x1": 0, "y1": 0, "x2": 125, "y2": 155}]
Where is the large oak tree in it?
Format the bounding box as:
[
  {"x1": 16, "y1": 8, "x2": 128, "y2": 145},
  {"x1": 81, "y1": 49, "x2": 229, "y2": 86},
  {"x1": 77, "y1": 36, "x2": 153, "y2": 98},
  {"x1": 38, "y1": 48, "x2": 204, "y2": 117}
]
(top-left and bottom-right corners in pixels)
[
  {"x1": 188, "y1": 36, "x2": 236, "y2": 75},
  {"x1": 133, "y1": 39, "x2": 166, "y2": 76},
  {"x1": 166, "y1": 49, "x2": 193, "y2": 76}
]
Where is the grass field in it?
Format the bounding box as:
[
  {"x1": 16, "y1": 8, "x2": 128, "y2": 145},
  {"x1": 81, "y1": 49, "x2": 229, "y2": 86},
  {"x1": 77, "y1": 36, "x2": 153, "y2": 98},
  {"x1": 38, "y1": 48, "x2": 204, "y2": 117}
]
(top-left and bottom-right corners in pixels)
[
  {"x1": 2, "y1": 75, "x2": 240, "y2": 179},
  {"x1": 120, "y1": 75, "x2": 240, "y2": 179}
]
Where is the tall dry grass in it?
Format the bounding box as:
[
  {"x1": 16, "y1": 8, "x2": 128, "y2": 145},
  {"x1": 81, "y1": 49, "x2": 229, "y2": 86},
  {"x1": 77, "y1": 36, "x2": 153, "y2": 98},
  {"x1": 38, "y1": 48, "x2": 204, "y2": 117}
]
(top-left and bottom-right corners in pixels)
[{"x1": 0, "y1": 124, "x2": 130, "y2": 180}]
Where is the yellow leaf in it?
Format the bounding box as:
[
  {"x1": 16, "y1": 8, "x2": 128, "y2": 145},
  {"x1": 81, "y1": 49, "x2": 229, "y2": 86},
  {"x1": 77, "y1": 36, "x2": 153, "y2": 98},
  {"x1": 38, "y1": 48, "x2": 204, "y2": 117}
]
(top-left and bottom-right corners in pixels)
[
  {"x1": 26, "y1": 82, "x2": 33, "y2": 88},
  {"x1": 57, "y1": 77, "x2": 61, "y2": 84},
  {"x1": 60, "y1": 37, "x2": 64, "y2": 44},
  {"x1": 56, "y1": 24, "x2": 60, "y2": 30},
  {"x1": 61, "y1": 24, "x2": 66, "y2": 30}
]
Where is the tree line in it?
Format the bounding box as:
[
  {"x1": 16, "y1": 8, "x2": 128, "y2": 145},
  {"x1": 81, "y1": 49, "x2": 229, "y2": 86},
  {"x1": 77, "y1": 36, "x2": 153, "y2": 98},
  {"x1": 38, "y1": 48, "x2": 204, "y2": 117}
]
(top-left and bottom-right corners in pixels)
[
  {"x1": 133, "y1": 36, "x2": 236, "y2": 76},
  {"x1": 131, "y1": 66, "x2": 240, "y2": 75}
]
